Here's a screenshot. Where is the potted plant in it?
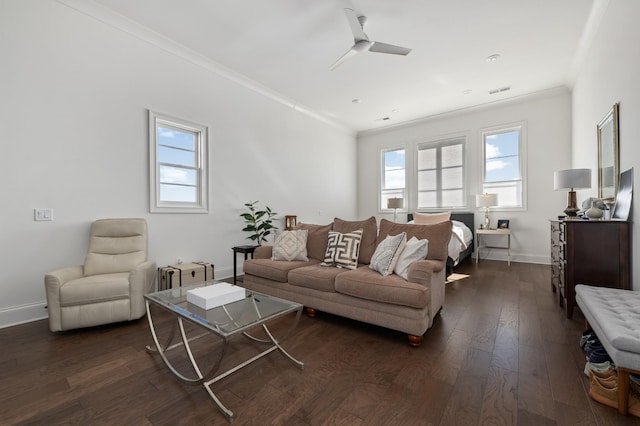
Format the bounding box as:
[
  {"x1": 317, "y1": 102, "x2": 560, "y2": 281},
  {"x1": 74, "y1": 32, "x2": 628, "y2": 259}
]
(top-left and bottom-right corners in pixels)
[{"x1": 240, "y1": 201, "x2": 278, "y2": 245}]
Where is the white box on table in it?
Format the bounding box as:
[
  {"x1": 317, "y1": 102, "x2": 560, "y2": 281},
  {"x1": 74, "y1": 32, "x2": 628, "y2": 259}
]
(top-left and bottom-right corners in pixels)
[{"x1": 187, "y1": 283, "x2": 246, "y2": 310}]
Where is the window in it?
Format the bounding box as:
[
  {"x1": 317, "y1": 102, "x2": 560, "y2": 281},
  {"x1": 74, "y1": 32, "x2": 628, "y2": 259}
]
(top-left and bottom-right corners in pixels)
[
  {"x1": 380, "y1": 148, "x2": 406, "y2": 210},
  {"x1": 482, "y1": 124, "x2": 525, "y2": 208},
  {"x1": 417, "y1": 137, "x2": 466, "y2": 209},
  {"x1": 149, "y1": 111, "x2": 209, "y2": 213}
]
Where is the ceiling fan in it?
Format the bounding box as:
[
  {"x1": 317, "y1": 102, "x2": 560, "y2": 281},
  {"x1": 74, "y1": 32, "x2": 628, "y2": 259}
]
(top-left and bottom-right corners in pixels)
[{"x1": 330, "y1": 8, "x2": 411, "y2": 71}]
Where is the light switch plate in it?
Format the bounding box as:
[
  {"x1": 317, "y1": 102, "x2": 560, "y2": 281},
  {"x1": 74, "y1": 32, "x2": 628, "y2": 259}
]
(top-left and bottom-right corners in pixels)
[{"x1": 34, "y1": 208, "x2": 53, "y2": 221}]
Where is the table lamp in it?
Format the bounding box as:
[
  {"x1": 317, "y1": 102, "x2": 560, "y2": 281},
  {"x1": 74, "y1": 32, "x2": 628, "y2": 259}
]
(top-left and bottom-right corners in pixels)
[
  {"x1": 554, "y1": 168, "x2": 591, "y2": 217},
  {"x1": 387, "y1": 197, "x2": 403, "y2": 223},
  {"x1": 476, "y1": 193, "x2": 498, "y2": 229}
]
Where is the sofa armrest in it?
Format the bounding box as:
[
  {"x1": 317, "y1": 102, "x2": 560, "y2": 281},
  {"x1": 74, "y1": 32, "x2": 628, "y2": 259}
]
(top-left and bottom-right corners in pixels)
[
  {"x1": 407, "y1": 259, "x2": 444, "y2": 287},
  {"x1": 254, "y1": 245, "x2": 273, "y2": 259},
  {"x1": 129, "y1": 260, "x2": 157, "y2": 319}
]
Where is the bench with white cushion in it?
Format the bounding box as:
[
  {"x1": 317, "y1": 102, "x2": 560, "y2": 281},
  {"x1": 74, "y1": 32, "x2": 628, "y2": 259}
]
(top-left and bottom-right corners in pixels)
[{"x1": 575, "y1": 284, "x2": 640, "y2": 415}]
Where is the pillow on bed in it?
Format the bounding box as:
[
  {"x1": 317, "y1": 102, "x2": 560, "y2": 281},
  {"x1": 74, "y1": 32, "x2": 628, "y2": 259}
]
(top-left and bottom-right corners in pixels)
[
  {"x1": 413, "y1": 211, "x2": 451, "y2": 225},
  {"x1": 394, "y1": 237, "x2": 429, "y2": 280}
]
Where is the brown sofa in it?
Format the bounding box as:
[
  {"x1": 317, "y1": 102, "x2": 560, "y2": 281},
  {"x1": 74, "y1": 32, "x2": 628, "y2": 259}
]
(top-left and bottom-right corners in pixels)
[{"x1": 242, "y1": 217, "x2": 452, "y2": 347}]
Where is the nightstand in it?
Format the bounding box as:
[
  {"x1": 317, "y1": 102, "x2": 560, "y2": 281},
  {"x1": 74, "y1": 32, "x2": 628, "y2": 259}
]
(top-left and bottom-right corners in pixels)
[{"x1": 475, "y1": 228, "x2": 511, "y2": 266}]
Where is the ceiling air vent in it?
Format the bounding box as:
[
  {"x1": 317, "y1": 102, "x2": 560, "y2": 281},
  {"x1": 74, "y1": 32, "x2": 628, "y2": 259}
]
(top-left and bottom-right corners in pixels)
[{"x1": 489, "y1": 86, "x2": 511, "y2": 95}]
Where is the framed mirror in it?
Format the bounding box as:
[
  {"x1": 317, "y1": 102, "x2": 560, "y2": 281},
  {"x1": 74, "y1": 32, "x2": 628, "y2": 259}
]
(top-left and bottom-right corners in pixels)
[{"x1": 597, "y1": 103, "x2": 619, "y2": 201}]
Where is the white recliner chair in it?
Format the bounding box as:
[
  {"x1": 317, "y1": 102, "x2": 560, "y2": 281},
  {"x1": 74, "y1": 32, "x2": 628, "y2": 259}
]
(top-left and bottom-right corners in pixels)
[{"x1": 44, "y1": 218, "x2": 156, "y2": 332}]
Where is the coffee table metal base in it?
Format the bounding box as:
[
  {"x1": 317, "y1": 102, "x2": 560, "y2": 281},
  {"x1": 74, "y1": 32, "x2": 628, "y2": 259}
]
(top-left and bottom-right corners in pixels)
[{"x1": 145, "y1": 301, "x2": 304, "y2": 422}]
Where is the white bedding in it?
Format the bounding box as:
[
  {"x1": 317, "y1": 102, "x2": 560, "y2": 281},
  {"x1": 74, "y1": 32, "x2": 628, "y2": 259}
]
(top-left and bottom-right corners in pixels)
[{"x1": 449, "y1": 220, "x2": 473, "y2": 262}]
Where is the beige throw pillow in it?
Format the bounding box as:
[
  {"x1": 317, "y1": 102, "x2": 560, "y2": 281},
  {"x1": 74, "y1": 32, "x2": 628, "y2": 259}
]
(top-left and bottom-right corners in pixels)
[
  {"x1": 272, "y1": 230, "x2": 309, "y2": 261},
  {"x1": 321, "y1": 229, "x2": 363, "y2": 270},
  {"x1": 394, "y1": 236, "x2": 429, "y2": 280},
  {"x1": 413, "y1": 211, "x2": 451, "y2": 225},
  {"x1": 370, "y1": 232, "x2": 407, "y2": 276}
]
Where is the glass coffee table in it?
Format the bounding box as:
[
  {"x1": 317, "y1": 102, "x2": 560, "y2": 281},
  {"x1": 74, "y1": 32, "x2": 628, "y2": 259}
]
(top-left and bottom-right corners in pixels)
[{"x1": 144, "y1": 280, "x2": 304, "y2": 421}]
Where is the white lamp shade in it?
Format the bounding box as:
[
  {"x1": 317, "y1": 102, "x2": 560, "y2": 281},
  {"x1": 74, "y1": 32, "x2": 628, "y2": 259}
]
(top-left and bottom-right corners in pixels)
[
  {"x1": 476, "y1": 193, "x2": 498, "y2": 208},
  {"x1": 387, "y1": 197, "x2": 403, "y2": 209},
  {"x1": 554, "y1": 168, "x2": 591, "y2": 190}
]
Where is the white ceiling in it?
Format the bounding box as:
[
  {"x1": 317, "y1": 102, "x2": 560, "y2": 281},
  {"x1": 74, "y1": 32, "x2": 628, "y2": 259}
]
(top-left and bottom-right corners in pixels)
[{"x1": 90, "y1": 0, "x2": 596, "y2": 133}]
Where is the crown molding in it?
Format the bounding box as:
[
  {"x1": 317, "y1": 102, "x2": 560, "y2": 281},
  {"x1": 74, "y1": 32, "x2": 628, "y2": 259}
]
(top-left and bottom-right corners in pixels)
[{"x1": 56, "y1": 0, "x2": 355, "y2": 137}]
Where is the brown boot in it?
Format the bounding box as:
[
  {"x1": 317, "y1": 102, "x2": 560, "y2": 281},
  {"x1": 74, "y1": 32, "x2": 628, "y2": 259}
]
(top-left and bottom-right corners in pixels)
[{"x1": 589, "y1": 372, "x2": 640, "y2": 417}]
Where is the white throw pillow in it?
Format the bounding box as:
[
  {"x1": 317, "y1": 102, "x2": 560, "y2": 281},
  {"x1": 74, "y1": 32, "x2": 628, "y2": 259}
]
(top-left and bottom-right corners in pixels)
[
  {"x1": 394, "y1": 236, "x2": 429, "y2": 280},
  {"x1": 272, "y1": 230, "x2": 309, "y2": 261},
  {"x1": 369, "y1": 232, "x2": 407, "y2": 276},
  {"x1": 321, "y1": 229, "x2": 363, "y2": 270}
]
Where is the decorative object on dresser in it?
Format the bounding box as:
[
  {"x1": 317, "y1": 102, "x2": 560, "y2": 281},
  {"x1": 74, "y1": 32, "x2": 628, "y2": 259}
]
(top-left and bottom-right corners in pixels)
[
  {"x1": 611, "y1": 167, "x2": 633, "y2": 221},
  {"x1": 584, "y1": 199, "x2": 604, "y2": 220},
  {"x1": 549, "y1": 219, "x2": 630, "y2": 319},
  {"x1": 476, "y1": 193, "x2": 497, "y2": 229},
  {"x1": 553, "y1": 168, "x2": 591, "y2": 217},
  {"x1": 387, "y1": 197, "x2": 403, "y2": 223}
]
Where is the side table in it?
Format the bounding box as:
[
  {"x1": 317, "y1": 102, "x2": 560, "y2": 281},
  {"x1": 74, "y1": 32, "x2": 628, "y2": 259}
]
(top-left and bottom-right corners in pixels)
[
  {"x1": 232, "y1": 245, "x2": 258, "y2": 283},
  {"x1": 475, "y1": 228, "x2": 511, "y2": 266}
]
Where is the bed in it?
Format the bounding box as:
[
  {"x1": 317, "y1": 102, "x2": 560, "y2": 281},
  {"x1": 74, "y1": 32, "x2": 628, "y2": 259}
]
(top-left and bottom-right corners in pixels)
[{"x1": 407, "y1": 212, "x2": 475, "y2": 275}]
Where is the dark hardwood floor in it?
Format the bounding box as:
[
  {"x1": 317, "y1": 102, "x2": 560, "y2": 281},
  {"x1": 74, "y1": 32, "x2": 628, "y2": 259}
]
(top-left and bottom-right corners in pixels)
[{"x1": 1, "y1": 260, "x2": 637, "y2": 425}]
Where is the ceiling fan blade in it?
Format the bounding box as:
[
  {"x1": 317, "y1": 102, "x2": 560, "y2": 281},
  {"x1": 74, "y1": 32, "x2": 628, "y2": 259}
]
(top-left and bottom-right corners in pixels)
[
  {"x1": 369, "y1": 41, "x2": 411, "y2": 56},
  {"x1": 329, "y1": 46, "x2": 359, "y2": 70},
  {"x1": 343, "y1": 8, "x2": 368, "y2": 42}
]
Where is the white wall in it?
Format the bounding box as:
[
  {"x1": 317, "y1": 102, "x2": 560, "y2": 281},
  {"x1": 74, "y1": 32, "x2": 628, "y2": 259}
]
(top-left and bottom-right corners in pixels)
[
  {"x1": 0, "y1": 1, "x2": 357, "y2": 327},
  {"x1": 357, "y1": 89, "x2": 573, "y2": 264},
  {"x1": 572, "y1": 0, "x2": 640, "y2": 289}
]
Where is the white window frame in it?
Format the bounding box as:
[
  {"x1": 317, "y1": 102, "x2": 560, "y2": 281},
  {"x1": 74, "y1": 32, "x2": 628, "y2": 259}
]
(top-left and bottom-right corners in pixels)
[
  {"x1": 149, "y1": 110, "x2": 209, "y2": 213},
  {"x1": 416, "y1": 136, "x2": 467, "y2": 210},
  {"x1": 379, "y1": 147, "x2": 407, "y2": 213},
  {"x1": 480, "y1": 122, "x2": 527, "y2": 211}
]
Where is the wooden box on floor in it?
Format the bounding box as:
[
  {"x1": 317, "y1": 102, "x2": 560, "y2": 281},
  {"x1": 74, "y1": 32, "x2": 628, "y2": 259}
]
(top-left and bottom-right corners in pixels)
[{"x1": 158, "y1": 262, "x2": 214, "y2": 290}]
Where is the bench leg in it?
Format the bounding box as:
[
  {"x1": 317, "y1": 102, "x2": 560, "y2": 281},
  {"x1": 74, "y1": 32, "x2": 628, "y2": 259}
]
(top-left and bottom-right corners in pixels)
[{"x1": 618, "y1": 368, "x2": 631, "y2": 415}]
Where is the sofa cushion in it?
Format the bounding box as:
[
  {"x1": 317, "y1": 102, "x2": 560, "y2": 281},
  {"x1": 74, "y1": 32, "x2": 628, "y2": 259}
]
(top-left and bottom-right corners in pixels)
[
  {"x1": 394, "y1": 237, "x2": 429, "y2": 280},
  {"x1": 335, "y1": 267, "x2": 429, "y2": 309},
  {"x1": 321, "y1": 229, "x2": 362, "y2": 270},
  {"x1": 243, "y1": 258, "x2": 319, "y2": 283},
  {"x1": 272, "y1": 230, "x2": 308, "y2": 261},
  {"x1": 293, "y1": 222, "x2": 333, "y2": 260},
  {"x1": 369, "y1": 232, "x2": 407, "y2": 276},
  {"x1": 412, "y1": 211, "x2": 451, "y2": 225},
  {"x1": 333, "y1": 216, "x2": 377, "y2": 264},
  {"x1": 289, "y1": 264, "x2": 349, "y2": 292},
  {"x1": 378, "y1": 219, "x2": 452, "y2": 262}
]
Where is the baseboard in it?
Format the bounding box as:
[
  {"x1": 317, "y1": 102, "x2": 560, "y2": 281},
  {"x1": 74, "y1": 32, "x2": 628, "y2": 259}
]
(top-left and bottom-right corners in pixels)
[
  {"x1": 0, "y1": 302, "x2": 48, "y2": 329},
  {"x1": 472, "y1": 251, "x2": 550, "y2": 265}
]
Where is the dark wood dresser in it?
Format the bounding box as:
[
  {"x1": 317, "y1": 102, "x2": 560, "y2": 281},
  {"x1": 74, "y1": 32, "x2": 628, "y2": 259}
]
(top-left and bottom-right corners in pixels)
[{"x1": 550, "y1": 219, "x2": 631, "y2": 318}]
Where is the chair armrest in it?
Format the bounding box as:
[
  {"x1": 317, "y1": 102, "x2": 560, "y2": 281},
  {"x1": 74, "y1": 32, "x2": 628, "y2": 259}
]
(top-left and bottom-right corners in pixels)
[
  {"x1": 45, "y1": 265, "x2": 84, "y2": 290},
  {"x1": 254, "y1": 245, "x2": 273, "y2": 259},
  {"x1": 129, "y1": 260, "x2": 157, "y2": 319},
  {"x1": 44, "y1": 265, "x2": 83, "y2": 332}
]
